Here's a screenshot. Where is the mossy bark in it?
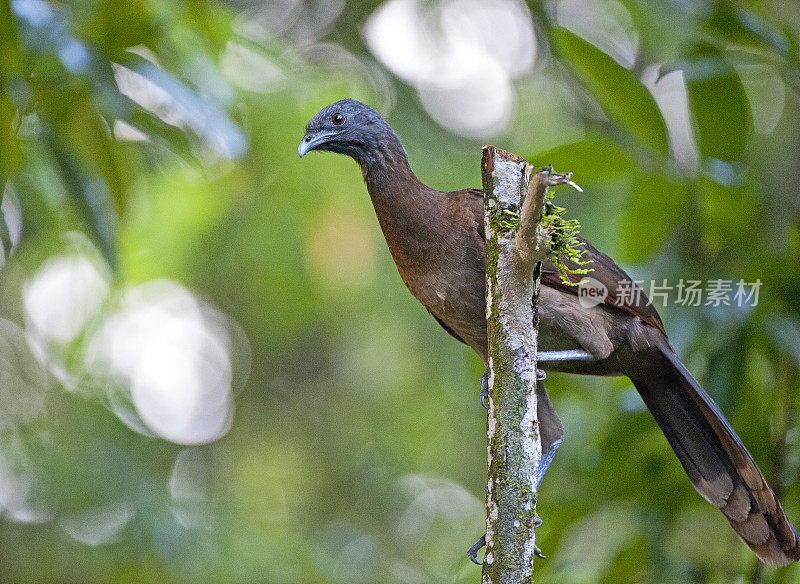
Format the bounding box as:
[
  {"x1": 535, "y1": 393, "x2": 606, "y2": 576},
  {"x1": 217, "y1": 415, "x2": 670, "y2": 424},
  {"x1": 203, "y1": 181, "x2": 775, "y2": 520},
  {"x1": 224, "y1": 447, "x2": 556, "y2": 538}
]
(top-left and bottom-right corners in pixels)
[{"x1": 480, "y1": 146, "x2": 554, "y2": 584}]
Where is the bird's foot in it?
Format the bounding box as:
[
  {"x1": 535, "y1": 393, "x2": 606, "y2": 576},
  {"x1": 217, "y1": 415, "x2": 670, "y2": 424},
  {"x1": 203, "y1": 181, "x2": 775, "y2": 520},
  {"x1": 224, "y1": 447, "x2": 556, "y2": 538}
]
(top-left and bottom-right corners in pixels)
[
  {"x1": 532, "y1": 516, "x2": 547, "y2": 557},
  {"x1": 468, "y1": 517, "x2": 547, "y2": 565},
  {"x1": 467, "y1": 534, "x2": 485, "y2": 565}
]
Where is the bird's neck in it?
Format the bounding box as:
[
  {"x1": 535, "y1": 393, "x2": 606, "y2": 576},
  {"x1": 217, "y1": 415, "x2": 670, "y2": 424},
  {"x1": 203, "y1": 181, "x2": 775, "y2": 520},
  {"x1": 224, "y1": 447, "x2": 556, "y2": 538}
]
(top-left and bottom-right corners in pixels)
[
  {"x1": 361, "y1": 145, "x2": 423, "y2": 196},
  {"x1": 360, "y1": 145, "x2": 444, "y2": 274}
]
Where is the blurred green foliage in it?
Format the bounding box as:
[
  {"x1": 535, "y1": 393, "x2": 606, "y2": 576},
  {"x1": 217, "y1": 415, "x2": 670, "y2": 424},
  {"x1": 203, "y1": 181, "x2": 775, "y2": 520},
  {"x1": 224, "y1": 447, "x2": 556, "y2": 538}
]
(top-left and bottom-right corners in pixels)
[{"x1": 1, "y1": 0, "x2": 800, "y2": 583}]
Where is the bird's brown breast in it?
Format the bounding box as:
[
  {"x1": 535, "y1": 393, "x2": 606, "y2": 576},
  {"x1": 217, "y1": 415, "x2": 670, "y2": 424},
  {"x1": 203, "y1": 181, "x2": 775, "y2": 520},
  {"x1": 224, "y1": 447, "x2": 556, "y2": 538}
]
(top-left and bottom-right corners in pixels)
[{"x1": 387, "y1": 198, "x2": 489, "y2": 360}]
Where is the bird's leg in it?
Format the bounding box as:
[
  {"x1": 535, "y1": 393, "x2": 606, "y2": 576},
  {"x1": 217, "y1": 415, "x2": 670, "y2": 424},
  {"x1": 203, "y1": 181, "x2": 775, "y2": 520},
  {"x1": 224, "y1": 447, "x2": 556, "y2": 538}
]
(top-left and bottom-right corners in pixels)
[
  {"x1": 537, "y1": 349, "x2": 594, "y2": 362},
  {"x1": 479, "y1": 350, "x2": 592, "y2": 409},
  {"x1": 535, "y1": 378, "x2": 563, "y2": 490},
  {"x1": 472, "y1": 349, "x2": 579, "y2": 559}
]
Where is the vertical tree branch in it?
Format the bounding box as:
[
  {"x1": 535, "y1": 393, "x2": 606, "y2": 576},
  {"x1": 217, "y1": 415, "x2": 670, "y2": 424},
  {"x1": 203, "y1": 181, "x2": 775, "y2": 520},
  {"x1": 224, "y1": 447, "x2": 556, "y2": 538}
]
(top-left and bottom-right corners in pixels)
[{"x1": 481, "y1": 146, "x2": 574, "y2": 583}]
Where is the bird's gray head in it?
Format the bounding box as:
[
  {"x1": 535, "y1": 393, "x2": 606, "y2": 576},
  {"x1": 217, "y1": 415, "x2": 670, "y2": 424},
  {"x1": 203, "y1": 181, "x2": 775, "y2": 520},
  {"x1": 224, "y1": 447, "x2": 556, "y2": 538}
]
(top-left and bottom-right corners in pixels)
[{"x1": 298, "y1": 99, "x2": 403, "y2": 169}]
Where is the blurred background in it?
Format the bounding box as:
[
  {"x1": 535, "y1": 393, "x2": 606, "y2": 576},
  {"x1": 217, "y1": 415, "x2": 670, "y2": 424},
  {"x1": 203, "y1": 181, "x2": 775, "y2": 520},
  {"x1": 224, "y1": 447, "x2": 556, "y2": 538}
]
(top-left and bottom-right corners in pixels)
[{"x1": 1, "y1": 0, "x2": 799, "y2": 582}]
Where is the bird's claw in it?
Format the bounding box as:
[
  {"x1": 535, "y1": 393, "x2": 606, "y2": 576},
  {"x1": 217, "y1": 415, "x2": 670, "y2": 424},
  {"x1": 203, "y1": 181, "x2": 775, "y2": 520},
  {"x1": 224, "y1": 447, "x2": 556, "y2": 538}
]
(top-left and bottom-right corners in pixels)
[
  {"x1": 480, "y1": 370, "x2": 489, "y2": 409},
  {"x1": 467, "y1": 534, "x2": 486, "y2": 565},
  {"x1": 468, "y1": 519, "x2": 546, "y2": 565}
]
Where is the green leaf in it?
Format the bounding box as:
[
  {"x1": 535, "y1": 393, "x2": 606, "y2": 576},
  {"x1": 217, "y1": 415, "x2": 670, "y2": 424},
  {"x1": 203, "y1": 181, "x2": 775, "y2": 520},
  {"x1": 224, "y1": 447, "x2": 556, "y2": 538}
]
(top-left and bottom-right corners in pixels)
[
  {"x1": 705, "y1": 329, "x2": 748, "y2": 413},
  {"x1": 705, "y1": 5, "x2": 790, "y2": 57},
  {"x1": 698, "y1": 173, "x2": 756, "y2": 253},
  {"x1": 0, "y1": 192, "x2": 12, "y2": 260},
  {"x1": 620, "y1": 173, "x2": 689, "y2": 262},
  {"x1": 120, "y1": 95, "x2": 200, "y2": 166},
  {"x1": 683, "y1": 46, "x2": 753, "y2": 161},
  {"x1": 72, "y1": 0, "x2": 158, "y2": 58},
  {"x1": 531, "y1": 134, "x2": 635, "y2": 181},
  {"x1": 551, "y1": 28, "x2": 669, "y2": 157},
  {"x1": 764, "y1": 315, "x2": 800, "y2": 372},
  {"x1": 47, "y1": 132, "x2": 118, "y2": 268}
]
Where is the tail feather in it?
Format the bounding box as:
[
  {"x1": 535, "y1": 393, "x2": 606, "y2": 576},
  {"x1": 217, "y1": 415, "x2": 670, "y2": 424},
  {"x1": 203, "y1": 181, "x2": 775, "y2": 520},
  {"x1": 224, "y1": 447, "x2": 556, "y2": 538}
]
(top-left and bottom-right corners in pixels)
[{"x1": 627, "y1": 345, "x2": 800, "y2": 566}]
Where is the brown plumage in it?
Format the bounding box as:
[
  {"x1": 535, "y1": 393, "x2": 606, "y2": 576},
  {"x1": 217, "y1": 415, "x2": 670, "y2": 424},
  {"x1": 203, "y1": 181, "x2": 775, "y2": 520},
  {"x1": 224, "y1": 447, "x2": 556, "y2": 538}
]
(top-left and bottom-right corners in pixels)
[{"x1": 299, "y1": 99, "x2": 800, "y2": 565}]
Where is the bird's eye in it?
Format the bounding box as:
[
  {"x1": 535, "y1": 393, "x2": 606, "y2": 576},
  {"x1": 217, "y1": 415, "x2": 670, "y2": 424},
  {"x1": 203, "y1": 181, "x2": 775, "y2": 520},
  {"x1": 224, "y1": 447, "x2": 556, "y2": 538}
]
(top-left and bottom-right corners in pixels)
[{"x1": 332, "y1": 113, "x2": 344, "y2": 126}]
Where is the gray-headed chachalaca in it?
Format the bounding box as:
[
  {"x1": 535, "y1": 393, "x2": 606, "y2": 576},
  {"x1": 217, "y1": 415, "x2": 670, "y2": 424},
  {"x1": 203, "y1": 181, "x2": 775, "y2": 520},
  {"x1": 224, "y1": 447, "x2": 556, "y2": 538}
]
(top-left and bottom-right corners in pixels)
[{"x1": 298, "y1": 99, "x2": 799, "y2": 566}]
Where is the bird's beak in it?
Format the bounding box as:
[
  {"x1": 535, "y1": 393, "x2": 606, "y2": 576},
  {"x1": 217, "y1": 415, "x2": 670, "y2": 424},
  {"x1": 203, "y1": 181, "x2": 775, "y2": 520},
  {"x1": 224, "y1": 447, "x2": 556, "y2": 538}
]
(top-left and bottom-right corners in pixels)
[{"x1": 298, "y1": 131, "x2": 335, "y2": 158}]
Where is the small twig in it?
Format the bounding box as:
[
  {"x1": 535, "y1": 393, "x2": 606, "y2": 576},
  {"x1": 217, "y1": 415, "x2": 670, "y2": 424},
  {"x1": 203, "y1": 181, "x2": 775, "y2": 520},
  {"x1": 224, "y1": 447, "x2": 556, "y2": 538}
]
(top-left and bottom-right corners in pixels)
[{"x1": 514, "y1": 166, "x2": 579, "y2": 270}]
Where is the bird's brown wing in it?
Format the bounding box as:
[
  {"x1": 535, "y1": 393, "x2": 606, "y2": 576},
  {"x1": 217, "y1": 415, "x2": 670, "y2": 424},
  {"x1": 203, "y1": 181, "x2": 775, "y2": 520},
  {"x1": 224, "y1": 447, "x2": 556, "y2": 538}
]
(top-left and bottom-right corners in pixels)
[
  {"x1": 541, "y1": 235, "x2": 666, "y2": 335},
  {"x1": 461, "y1": 188, "x2": 665, "y2": 335},
  {"x1": 463, "y1": 188, "x2": 486, "y2": 242},
  {"x1": 430, "y1": 311, "x2": 466, "y2": 344}
]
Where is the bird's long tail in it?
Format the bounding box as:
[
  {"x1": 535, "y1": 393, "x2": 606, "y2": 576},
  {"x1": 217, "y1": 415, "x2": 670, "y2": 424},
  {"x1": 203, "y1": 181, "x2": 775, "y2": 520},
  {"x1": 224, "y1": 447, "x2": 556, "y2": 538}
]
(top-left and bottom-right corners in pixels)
[{"x1": 626, "y1": 345, "x2": 800, "y2": 565}]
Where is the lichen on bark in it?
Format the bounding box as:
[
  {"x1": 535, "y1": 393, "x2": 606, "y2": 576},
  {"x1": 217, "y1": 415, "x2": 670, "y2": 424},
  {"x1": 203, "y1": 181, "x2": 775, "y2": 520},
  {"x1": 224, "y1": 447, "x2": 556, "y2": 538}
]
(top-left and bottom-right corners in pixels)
[{"x1": 480, "y1": 146, "x2": 577, "y2": 584}]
